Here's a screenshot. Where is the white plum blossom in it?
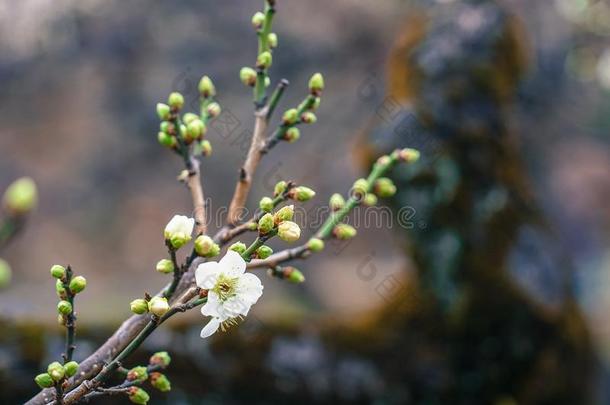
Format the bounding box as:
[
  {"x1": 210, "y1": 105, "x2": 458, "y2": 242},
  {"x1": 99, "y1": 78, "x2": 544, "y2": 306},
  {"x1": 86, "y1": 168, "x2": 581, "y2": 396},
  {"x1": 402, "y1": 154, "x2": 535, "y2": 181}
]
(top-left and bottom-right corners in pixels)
[
  {"x1": 164, "y1": 215, "x2": 195, "y2": 249},
  {"x1": 195, "y1": 250, "x2": 263, "y2": 338}
]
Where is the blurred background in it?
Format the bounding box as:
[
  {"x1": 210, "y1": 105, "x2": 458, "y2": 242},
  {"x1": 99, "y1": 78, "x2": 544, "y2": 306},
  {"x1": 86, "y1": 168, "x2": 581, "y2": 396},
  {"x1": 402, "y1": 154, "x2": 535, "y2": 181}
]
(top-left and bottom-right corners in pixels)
[{"x1": 1, "y1": 0, "x2": 610, "y2": 403}]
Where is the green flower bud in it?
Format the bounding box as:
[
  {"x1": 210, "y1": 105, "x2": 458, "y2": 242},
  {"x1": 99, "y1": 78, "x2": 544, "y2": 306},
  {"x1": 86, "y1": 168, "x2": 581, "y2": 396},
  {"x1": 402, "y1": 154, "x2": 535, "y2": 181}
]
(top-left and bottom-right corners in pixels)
[
  {"x1": 274, "y1": 181, "x2": 287, "y2": 197},
  {"x1": 259, "y1": 196, "x2": 274, "y2": 212},
  {"x1": 308, "y1": 73, "x2": 325, "y2": 95},
  {"x1": 55, "y1": 279, "x2": 66, "y2": 298},
  {"x1": 3, "y1": 177, "x2": 37, "y2": 215},
  {"x1": 273, "y1": 204, "x2": 294, "y2": 224},
  {"x1": 179, "y1": 124, "x2": 190, "y2": 142},
  {"x1": 278, "y1": 221, "x2": 301, "y2": 243},
  {"x1": 376, "y1": 155, "x2": 392, "y2": 166},
  {"x1": 247, "y1": 221, "x2": 258, "y2": 231},
  {"x1": 69, "y1": 276, "x2": 87, "y2": 294},
  {"x1": 35, "y1": 373, "x2": 54, "y2": 388},
  {"x1": 187, "y1": 119, "x2": 206, "y2": 140},
  {"x1": 156, "y1": 103, "x2": 171, "y2": 120},
  {"x1": 290, "y1": 186, "x2": 316, "y2": 202},
  {"x1": 329, "y1": 193, "x2": 345, "y2": 211},
  {"x1": 47, "y1": 361, "x2": 65, "y2": 382},
  {"x1": 300, "y1": 111, "x2": 317, "y2": 124},
  {"x1": 251, "y1": 11, "x2": 265, "y2": 28},
  {"x1": 194, "y1": 235, "x2": 220, "y2": 258},
  {"x1": 57, "y1": 300, "x2": 72, "y2": 315},
  {"x1": 374, "y1": 177, "x2": 396, "y2": 198},
  {"x1": 352, "y1": 178, "x2": 369, "y2": 196},
  {"x1": 257, "y1": 213, "x2": 275, "y2": 235},
  {"x1": 64, "y1": 361, "x2": 79, "y2": 378},
  {"x1": 363, "y1": 193, "x2": 378, "y2": 206},
  {"x1": 157, "y1": 132, "x2": 176, "y2": 148},
  {"x1": 283, "y1": 127, "x2": 300, "y2": 143},
  {"x1": 256, "y1": 245, "x2": 273, "y2": 259},
  {"x1": 128, "y1": 387, "x2": 150, "y2": 405},
  {"x1": 206, "y1": 102, "x2": 221, "y2": 118},
  {"x1": 156, "y1": 259, "x2": 174, "y2": 274},
  {"x1": 150, "y1": 372, "x2": 172, "y2": 392},
  {"x1": 256, "y1": 51, "x2": 272, "y2": 69},
  {"x1": 284, "y1": 267, "x2": 305, "y2": 283},
  {"x1": 398, "y1": 148, "x2": 420, "y2": 163},
  {"x1": 148, "y1": 296, "x2": 169, "y2": 317},
  {"x1": 229, "y1": 242, "x2": 247, "y2": 254},
  {"x1": 268, "y1": 32, "x2": 278, "y2": 48},
  {"x1": 200, "y1": 140, "x2": 212, "y2": 157},
  {"x1": 0, "y1": 259, "x2": 10, "y2": 289},
  {"x1": 130, "y1": 298, "x2": 149, "y2": 315},
  {"x1": 282, "y1": 109, "x2": 298, "y2": 125},
  {"x1": 333, "y1": 223, "x2": 357, "y2": 240},
  {"x1": 307, "y1": 238, "x2": 325, "y2": 252},
  {"x1": 181, "y1": 113, "x2": 197, "y2": 125},
  {"x1": 168, "y1": 92, "x2": 184, "y2": 110},
  {"x1": 198, "y1": 75, "x2": 216, "y2": 97},
  {"x1": 149, "y1": 351, "x2": 171, "y2": 367},
  {"x1": 240, "y1": 67, "x2": 257, "y2": 87},
  {"x1": 127, "y1": 366, "x2": 148, "y2": 382}
]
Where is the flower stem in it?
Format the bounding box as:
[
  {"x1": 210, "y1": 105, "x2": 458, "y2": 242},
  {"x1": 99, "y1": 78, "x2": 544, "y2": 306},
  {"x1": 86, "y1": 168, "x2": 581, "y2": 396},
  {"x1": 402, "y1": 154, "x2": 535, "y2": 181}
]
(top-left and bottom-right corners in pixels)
[{"x1": 62, "y1": 266, "x2": 76, "y2": 363}]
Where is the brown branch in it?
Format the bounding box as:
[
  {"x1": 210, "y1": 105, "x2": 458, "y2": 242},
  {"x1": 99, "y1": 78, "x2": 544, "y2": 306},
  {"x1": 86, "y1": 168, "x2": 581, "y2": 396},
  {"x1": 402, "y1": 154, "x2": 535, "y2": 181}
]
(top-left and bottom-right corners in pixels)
[
  {"x1": 181, "y1": 158, "x2": 206, "y2": 236},
  {"x1": 226, "y1": 108, "x2": 269, "y2": 225}
]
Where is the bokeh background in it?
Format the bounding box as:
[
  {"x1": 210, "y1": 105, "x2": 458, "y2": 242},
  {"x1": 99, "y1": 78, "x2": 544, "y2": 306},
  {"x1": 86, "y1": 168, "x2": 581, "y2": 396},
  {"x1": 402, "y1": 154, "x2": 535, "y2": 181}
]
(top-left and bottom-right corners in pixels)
[{"x1": 2, "y1": 0, "x2": 610, "y2": 403}]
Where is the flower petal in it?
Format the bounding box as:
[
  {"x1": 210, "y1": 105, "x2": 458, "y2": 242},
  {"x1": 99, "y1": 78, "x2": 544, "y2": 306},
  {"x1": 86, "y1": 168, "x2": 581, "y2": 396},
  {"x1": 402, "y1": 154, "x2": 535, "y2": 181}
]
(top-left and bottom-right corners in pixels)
[
  {"x1": 219, "y1": 250, "x2": 246, "y2": 276},
  {"x1": 223, "y1": 296, "x2": 252, "y2": 317},
  {"x1": 200, "y1": 318, "x2": 221, "y2": 339},
  {"x1": 237, "y1": 273, "x2": 264, "y2": 305},
  {"x1": 195, "y1": 261, "x2": 220, "y2": 289},
  {"x1": 200, "y1": 292, "x2": 222, "y2": 317}
]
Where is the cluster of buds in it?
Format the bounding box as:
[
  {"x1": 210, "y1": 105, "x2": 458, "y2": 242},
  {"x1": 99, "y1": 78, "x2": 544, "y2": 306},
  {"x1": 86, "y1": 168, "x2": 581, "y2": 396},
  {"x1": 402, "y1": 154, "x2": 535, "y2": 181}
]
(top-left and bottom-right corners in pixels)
[
  {"x1": 257, "y1": 204, "x2": 301, "y2": 243},
  {"x1": 156, "y1": 75, "x2": 220, "y2": 157},
  {"x1": 276, "y1": 73, "x2": 324, "y2": 144},
  {"x1": 267, "y1": 266, "x2": 305, "y2": 283},
  {"x1": 51, "y1": 265, "x2": 86, "y2": 324},
  {"x1": 34, "y1": 360, "x2": 79, "y2": 389},
  {"x1": 241, "y1": 1, "x2": 277, "y2": 91},
  {"x1": 130, "y1": 295, "x2": 170, "y2": 317},
  {"x1": 122, "y1": 353, "x2": 172, "y2": 403}
]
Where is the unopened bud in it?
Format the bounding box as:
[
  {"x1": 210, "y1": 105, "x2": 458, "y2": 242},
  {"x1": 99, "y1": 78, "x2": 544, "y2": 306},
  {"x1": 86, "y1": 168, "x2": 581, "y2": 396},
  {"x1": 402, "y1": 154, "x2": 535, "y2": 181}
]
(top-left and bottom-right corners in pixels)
[
  {"x1": 329, "y1": 193, "x2": 345, "y2": 211},
  {"x1": 283, "y1": 127, "x2": 300, "y2": 142},
  {"x1": 258, "y1": 213, "x2": 275, "y2": 234},
  {"x1": 150, "y1": 372, "x2": 172, "y2": 392},
  {"x1": 333, "y1": 223, "x2": 357, "y2": 240},
  {"x1": 57, "y1": 300, "x2": 72, "y2": 315},
  {"x1": 157, "y1": 132, "x2": 176, "y2": 148},
  {"x1": 352, "y1": 178, "x2": 369, "y2": 196},
  {"x1": 156, "y1": 103, "x2": 170, "y2": 120},
  {"x1": 47, "y1": 362, "x2": 65, "y2": 382},
  {"x1": 156, "y1": 259, "x2": 174, "y2": 274},
  {"x1": 240, "y1": 67, "x2": 257, "y2": 87},
  {"x1": 64, "y1": 361, "x2": 79, "y2": 378},
  {"x1": 148, "y1": 297, "x2": 169, "y2": 317},
  {"x1": 398, "y1": 148, "x2": 420, "y2": 163},
  {"x1": 256, "y1": 245, "x2": 273, "y2": 259},
  {"x1": 284, "y1": 267, "x2": 305, "y2": 283},
  {"x1": 198, "y1": 75, "x2": 216, "y2": 97},
  {"x1": 200, "y1": 140, "x2": 212, "y2": 156},
  {"x1": 182, "y1": 112, "x2": 198, "y2": 125},
  {"x1": 0, "y1": 259, "x2": 10, "y2": 288},
  {"x1": 363, "y1": 193, "x2": 378, "y2": 206},
  {"x1": 259, "y1": 197, "x2": 274, "y2": 212},
  {"x1": 268, "y1": 33, "x2": 278, "y2": 48},
  {"x1": 69, "y1": 276, "x2": 87, "y2": 294},
  {"x1": 307, "y1": 238, "x2": 325, "y2": 252},
  {"x1": 187, "y1": 119, "x2": 206, "y2": 140},
  {"x1": 282, "y1": 108, "x2": 298, "y2": 125},
  {"x1": 374, "y1": 177, "x2": 396, "y2": 198},
  {"x1": 251, "y1": 11, "x2": 265, "y2": 28},
  {"x1": 35, "y1": 373, "x2": 54, "y2": 388},
  {"x1": 256, "y1": 52, "x2": 272, "y2": 70},
  {"x1": 149, "y1": 351, "x2": 171, "y2": 367},
  {"x1": 229, "y1": 242, "x2": 247, "y2": 254},
  {"x1": 130, "y1": 298, "x2": 149, "y2": 315},
  {"x1": 206, "y1": 102, "x2": 221, "y2": 118},
  {"x1": 168, "y1": 92, "x2": 184, "y2": 110},
  {"x1": 273, "y1": 204, "x2": 294, "y2": 224},
  {"x1": 3, "y1": 177, "x2": 37, "y2": 215},
  {"x1": 127, "y1": 366, "x2": 148, "y2": 382},
  {"x1": 308, "y1": 73, "x2": 324, "y2": 95},
  {"x1": 194, "y1": 235, "x2": 220, "y2": 257},
  {"x1": 300, "y1": 111, "x2": 317, "y2": 124},
  {"x1": 376, "y1": 155, "x2": 392, "y2": 166},
  {"x1": 290, "y1": 186, "x2": 315, "y2": 202},
  {"x1": 278, "y1": 221, "x2": 301, "y2": 243},
  {"x1": 55, "y1": 279, "x2": 66, "y2": 298},
  {"x1": 128, "y1": 387, "x2": 150, "y2": 405},
  {"x1": 274, "y1": 181, "x2": 287, "y2": 197}
]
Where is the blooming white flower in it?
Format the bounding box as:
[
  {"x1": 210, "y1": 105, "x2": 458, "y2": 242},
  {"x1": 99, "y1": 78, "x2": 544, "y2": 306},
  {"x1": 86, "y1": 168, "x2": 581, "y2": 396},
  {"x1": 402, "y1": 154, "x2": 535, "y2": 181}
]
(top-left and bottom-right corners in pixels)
[
  {"x1": 195, "y1": 250, "x2": 263, "y2": 338},
  {"x1": 164, "y1": 215, "x2": 195, "y2": 249}
]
